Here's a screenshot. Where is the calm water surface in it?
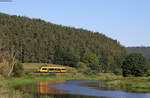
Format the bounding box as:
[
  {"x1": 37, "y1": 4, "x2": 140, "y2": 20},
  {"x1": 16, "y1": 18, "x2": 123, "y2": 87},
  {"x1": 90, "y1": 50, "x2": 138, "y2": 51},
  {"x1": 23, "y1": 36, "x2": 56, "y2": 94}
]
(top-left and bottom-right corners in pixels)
[
  {"x1": 19, "y1": 80, "x2": 150, "y2": 98},
  {"x1": 50, "y1": 80, "x2": 150, "y2": 98}
]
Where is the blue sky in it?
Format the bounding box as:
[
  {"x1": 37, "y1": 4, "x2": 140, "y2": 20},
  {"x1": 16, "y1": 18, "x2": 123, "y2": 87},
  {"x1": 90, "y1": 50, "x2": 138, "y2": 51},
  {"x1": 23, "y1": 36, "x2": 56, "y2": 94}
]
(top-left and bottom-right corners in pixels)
[{"x1": 0, "y1": 0, "x2": 150, "y2": 46}]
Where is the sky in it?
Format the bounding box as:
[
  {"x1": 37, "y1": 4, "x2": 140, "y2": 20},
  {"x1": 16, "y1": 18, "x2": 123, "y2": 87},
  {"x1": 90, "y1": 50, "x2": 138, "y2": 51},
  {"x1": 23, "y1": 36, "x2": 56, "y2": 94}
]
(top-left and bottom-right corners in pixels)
[{"x1": 0, "y1": 0, "x2": 150, "y2": 47}]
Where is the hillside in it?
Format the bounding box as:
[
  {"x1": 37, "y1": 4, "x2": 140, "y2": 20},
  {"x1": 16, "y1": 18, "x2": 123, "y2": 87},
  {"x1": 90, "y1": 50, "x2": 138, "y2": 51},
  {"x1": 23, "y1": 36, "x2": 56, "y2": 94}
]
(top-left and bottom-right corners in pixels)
[
  {"x1": 0, "y1": 13, "x2": 126, "y2": 72},
  {"x1": 127, "y1": 47, "x2": 150, "y2": 61}
]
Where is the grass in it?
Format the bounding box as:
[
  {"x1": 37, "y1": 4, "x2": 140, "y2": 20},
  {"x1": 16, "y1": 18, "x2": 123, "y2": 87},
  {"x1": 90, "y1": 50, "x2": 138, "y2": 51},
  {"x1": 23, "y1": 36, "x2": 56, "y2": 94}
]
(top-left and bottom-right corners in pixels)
[
  {"x1": 0, "y1": 72, "x2": 121, "y2": 88},
  {"x1": 22, "y1": 63, "x2": 48, "y2": 70},
  {"x1": 106, "y1": 77, "x2": 150, "y2": 93},
  {"x1": 0, "y1": 72, "x2": 121, "y2": 98},
  {"x1": 3, "y1": 74, "x2": 121, "y2": 98}
]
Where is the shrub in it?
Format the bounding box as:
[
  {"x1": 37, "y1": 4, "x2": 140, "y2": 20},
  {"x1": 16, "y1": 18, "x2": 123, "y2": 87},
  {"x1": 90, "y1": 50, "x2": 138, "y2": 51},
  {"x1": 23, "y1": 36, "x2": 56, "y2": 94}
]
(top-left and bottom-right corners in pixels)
[
  {"x1": 81, "y1": 53, "x2": 100, "y2": 71},
  {"x1": 113, "y1": 68, "x2": 122, "y2": 75},
  {"x1": 146, "y1": 70, "x2": 150, "y2": 76},
  {"x1": 67, "y1": 67, "x2": 78, "y2": 74},
  {"x1": 12, "y1": 62, "x2": 24, "y2": 77}
]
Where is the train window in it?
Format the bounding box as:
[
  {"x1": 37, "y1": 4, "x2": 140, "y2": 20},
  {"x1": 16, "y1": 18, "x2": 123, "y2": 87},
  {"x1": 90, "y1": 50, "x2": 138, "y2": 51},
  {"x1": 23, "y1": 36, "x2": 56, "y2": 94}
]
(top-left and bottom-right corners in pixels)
[
  {"x1": 49, "y1": 68, "x2": 54, "y2": 70},
  {"x1": 42, "y1": 68, "x2": 47, "y2": 70},
  {"x1": 55, "y1": 69, "x2": 61, "y2": 70},
  {"x1": 61, "y1": 69, "x2": 66, "y2": 70}
]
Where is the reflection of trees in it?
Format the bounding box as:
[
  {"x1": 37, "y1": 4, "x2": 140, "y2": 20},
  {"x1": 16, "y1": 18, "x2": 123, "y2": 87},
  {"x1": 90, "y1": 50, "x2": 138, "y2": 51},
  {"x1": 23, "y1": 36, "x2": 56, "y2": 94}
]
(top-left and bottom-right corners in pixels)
[
  {"x1": 53, "y1": 94, "x2": 101, "y2": 98},
  {"x1": 97, "y1": 81, "x2": 108, "y2": 90},
  {"x1": 37, "y1": 81, "x2": 66, "y2": 94}
]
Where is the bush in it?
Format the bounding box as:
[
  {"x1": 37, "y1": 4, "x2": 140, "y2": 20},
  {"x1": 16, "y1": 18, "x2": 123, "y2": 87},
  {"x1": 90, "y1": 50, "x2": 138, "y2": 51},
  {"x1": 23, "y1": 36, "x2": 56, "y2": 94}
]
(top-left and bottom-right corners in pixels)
[
  {"x1": 146, "y1": 70, "x2": 150, "y2": 76},
  {"x1": 0, "y1": 74, "x2": 4, "y2": 81},
  {"x1": 67, "y1": 67, "x2": 78, "y2": 73},
  {"x1": 77, "y1": 62, "x2": 96, "y2": 75},
  {"x1": 13, "y1": 62, "x2": 24, "y2": 77},
  {"x1": 81, "y1": 53, "x2": 100, "y2": 71},
  {"x1": 113, "y1": 68, "x2": 122, "y2": 75}
]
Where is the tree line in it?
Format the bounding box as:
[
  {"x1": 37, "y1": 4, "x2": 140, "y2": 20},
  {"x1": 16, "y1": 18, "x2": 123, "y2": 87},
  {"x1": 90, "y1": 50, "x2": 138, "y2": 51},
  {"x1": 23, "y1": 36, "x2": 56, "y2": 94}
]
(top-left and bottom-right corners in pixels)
[
  {"x1": 127, "y1": 47, "x2": 150, "y2": 61},
  {"x1": 0, "y1": 13, "x2": 126, "y2": 73}
]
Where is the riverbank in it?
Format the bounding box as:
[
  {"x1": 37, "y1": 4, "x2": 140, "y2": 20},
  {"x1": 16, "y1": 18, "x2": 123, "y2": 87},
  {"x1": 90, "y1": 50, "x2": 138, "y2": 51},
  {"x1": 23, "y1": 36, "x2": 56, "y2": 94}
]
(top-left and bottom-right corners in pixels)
[
  {"x1": 0, "y1": 73, "x2": 120, "y2": 98},
  {"x1": 106, "y1": 77, "x2": 150, "y2": 93},
  {"x1": 1, "y1": 73, "x2": 150, "y2": 96},
  {"x1": 0, "y1": 73, "x2": 120, "y2": 88}
]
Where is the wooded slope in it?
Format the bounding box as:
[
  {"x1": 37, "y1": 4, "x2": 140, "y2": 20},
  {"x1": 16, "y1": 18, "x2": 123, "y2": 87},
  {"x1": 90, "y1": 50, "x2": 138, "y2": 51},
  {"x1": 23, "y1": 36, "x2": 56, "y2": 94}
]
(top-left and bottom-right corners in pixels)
[{"x1": 0, "y1": 13, "x2": 126, "y2": 72}]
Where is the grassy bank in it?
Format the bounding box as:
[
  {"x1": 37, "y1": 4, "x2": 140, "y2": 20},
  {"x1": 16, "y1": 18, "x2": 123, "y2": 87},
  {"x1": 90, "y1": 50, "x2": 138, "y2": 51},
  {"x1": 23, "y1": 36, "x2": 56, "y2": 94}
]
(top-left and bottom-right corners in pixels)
[
  {"x1": 106, "y1": 77, "x2": 150, "y2": 93},
  {"x1": 1, "y1": 63, "x2": 121, "y2": 89},
  {"x1": 0, "y1": 72, "x2": 121, "y2": 97},
  {"x1": 0, "y1": 73, "x2": 121, "y2": 88},
  {"x1": 1, "y1": 73, "x2": 150, "y2": 97}
]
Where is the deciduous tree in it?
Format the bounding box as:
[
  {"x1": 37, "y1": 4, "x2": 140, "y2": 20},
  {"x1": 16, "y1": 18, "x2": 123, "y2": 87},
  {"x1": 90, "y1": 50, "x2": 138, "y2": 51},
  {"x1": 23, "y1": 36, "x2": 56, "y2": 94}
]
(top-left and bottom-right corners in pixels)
[{"x1": 122, "y1": 53, "x2": 146, "y2": 77}]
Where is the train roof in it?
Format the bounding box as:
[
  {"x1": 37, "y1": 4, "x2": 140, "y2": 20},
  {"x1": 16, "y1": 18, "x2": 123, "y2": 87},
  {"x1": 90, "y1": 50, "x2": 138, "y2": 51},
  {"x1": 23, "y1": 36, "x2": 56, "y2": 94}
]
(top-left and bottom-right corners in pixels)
[{"x1": 40, "y1": 65, "x2": 65, "y2": 67}]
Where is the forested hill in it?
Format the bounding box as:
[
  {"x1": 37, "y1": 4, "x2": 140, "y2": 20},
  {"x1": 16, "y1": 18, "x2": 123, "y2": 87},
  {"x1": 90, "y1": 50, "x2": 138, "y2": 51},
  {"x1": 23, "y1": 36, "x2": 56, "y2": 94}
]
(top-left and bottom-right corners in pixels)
[
  {"x1": 0, "y1": 13, "x2": 126, "y2": 72},
  {"x1": 127, "y1": 47, "x2": 150, "y2": 61}
]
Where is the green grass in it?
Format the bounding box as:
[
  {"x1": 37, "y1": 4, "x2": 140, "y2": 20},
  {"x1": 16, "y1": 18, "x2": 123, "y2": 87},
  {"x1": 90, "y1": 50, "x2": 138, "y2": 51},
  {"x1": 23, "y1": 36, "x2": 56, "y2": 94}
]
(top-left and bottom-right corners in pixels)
[
  {"x1": 22, "y1": 63, "x2": 48, "y2": 70},
  {"x1": 0, "y1": 72, "x2": 121, "y2": 88},
  {"x1": 106, "y1": 77, "x2": 150, "y2": 93}
]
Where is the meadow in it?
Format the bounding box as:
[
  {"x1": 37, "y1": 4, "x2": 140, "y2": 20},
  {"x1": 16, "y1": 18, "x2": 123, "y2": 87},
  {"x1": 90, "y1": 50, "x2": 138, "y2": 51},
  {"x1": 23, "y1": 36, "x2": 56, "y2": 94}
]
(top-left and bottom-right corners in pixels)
[{"x1": 106, "y1": 77, "x2": 150, "y2": 93}]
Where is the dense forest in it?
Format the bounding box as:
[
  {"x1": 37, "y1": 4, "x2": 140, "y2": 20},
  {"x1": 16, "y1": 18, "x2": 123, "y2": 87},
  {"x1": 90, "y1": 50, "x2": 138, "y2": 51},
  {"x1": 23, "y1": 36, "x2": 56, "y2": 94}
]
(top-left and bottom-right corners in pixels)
[
  {"x1": 0, "y1": 13, "x2": 126, "y2": 72},
  {"x1": 127, "y1": 47, "x2": 150, "y2": 61}
]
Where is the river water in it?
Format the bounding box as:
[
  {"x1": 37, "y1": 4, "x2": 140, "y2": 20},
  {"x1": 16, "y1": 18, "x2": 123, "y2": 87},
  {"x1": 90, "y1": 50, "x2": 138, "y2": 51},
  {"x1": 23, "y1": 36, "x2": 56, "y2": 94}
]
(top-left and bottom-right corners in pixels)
[{"x1": 18, "y1": 80, "x2": 150, "y2": 98}]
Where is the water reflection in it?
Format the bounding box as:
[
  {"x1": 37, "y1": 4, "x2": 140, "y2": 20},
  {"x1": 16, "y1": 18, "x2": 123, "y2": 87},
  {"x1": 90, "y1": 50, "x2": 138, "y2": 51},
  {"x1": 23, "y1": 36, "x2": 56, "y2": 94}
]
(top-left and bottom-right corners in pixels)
[
  {"x1": 37, "y1": 81, "x2": 66, "y2": 94},
  {"x1": 51, "y1": 80, "x2": 150, "y2": 98},
  {"x1": 36, "y1": 81, "x2": 102, "y2": 98},
  {"x1": 9, "y1": 80, "x2": 150, "y2": 98},
  {"x1": 11, "y1": 80, "x2": 102, "y2": 98},
  {"x1": 82, "y1": 81, "x2": 115, "y2": 90}
]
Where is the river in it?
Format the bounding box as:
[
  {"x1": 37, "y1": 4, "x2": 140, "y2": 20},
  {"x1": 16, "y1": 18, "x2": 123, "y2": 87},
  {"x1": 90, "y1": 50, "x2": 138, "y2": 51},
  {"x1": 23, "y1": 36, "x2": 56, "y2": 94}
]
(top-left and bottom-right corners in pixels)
[{"x1": 16, "y1": 80, "x2": 150, "y2": 98}]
